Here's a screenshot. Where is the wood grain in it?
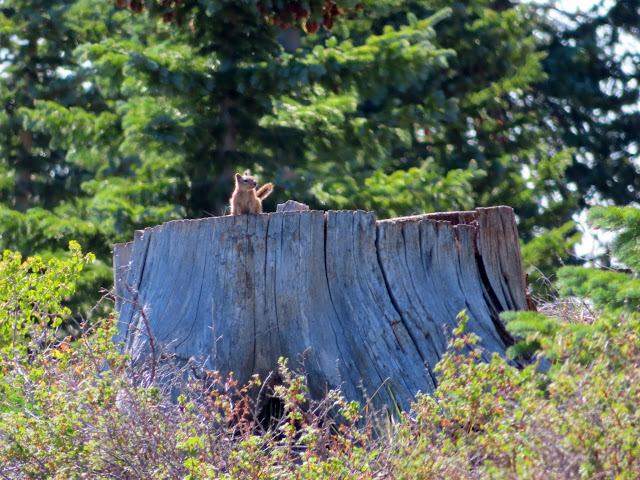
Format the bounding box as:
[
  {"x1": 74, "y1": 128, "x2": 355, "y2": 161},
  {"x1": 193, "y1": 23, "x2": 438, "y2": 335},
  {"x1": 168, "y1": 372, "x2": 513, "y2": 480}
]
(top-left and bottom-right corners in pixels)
[{"x1": 114, "y1": 207, "x2": 527, "y2": 411}]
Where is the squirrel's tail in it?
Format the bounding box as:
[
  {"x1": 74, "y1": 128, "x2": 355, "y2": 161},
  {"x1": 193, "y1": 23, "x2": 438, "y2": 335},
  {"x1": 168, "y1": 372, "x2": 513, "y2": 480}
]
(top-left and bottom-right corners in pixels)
[{"x1": 256, "y1": 182, "x2": 274, "y2": 200}]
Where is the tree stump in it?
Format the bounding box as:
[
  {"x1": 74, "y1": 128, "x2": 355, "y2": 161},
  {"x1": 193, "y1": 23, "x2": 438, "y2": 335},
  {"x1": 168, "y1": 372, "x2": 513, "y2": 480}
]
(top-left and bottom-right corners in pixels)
[{"x1": 113, "y1": 207, "x2": 528, "y2": 412}]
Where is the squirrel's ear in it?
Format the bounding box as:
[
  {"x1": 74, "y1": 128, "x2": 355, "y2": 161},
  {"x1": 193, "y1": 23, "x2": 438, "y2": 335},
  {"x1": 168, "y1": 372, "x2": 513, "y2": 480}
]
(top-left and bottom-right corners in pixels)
[
  {"x1": 235, "y1": 173, "x2": 242, "y2": 181},
  {"x1": 243, "y1": 169, "x2": 250, "y2": 175}
]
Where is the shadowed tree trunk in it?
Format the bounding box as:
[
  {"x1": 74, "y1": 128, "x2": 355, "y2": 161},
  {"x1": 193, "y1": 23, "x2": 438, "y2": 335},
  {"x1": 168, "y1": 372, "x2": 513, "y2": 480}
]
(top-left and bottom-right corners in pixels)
[{"x1": 113, "y1": 206, "x2": 528, "y2": 412}]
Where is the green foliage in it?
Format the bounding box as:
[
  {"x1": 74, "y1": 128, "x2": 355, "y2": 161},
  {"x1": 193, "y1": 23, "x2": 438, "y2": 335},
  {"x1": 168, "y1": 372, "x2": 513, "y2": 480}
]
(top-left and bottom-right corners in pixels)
[
  {"x1": 0, "y1": 241, "x2": 94, "y2": 358},
  {"x1": 536, "y1": 0, "x2": 640, "y2": 207},
  {"x1": 2, "y1": 275, "x2": 640, "y2": 478},
  {"x1": 294, "y1": 1, "x2": 560, "y2": 224},
  {"x1": 505, "y1": 205, "x2": 640, "y2": 363},
  {"x1": 409, "y1": 312, "x2": 640, "y2": 479},
  {"x1": 558, "y1": 267, "x2": 640, "y2": 316},
  {"x1": 0, "y1": 313, "x2": 129, "y2": 476},
  {"x1": 520, "y1": 220, "x2": 582, "y2": 294},
  {"x1": 0, "y1": 1, "x2": 184, "y2": 312},
  {"x1": 557, "y1": 205, "x2": 640, "y2": 317},
  {"x1": 500, "y1": 310, "x2": 559, "y2": 359},
  {"x1": 1, "y1": 244, "x2": 640, "y2": 478},
  {"x1": 0, "y1": 207, "x2": 112, "y2": 315},
  {"x1": 312, "y1": 158, "x2": 485, "y2": 216},
  {"x1": 587, "y1": 205, "x2": 640, "y2": 271}
]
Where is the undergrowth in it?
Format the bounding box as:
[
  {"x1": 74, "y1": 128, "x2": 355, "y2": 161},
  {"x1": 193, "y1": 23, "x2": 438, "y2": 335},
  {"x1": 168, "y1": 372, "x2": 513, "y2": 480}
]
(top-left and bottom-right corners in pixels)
[{"x1": 1, "y1": 205, "x2": 639, "y2": 479}]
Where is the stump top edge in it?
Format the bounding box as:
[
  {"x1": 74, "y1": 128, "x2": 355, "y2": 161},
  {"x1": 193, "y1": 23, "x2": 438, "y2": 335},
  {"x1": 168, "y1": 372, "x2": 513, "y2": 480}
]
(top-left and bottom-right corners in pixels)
[
  {"x1": 120, "y1": 206, "x2": 515, "y2": 243},
  {"x1": 377, "y1": 206, "x2": 513, "y2": 225},
  {"x1": 113, "y1": 241, "x2": 134, "y2": 251}
]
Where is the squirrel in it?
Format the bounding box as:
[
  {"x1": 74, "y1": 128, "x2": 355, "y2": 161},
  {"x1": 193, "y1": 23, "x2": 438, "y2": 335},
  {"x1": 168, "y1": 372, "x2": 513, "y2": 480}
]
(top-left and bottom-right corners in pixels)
[{"x1": 230, "y1": 170, "x2": 274, "y2": 215}]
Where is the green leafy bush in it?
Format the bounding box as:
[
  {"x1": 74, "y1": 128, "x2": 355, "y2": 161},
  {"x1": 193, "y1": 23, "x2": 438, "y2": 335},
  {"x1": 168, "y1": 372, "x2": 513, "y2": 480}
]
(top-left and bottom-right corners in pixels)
[
  {"x1": 407, "y1": 311, "x2": 640, "y2": 479},
  {"x1": 0, "y1": 241, "x2": 94, "y2": 359}
]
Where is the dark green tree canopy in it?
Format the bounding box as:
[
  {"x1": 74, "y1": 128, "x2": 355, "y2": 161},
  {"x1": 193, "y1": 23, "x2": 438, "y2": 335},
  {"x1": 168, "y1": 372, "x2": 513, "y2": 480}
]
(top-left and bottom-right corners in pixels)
[{"x1": 535, "y1": 0, "x2": 640, "y2": 207}]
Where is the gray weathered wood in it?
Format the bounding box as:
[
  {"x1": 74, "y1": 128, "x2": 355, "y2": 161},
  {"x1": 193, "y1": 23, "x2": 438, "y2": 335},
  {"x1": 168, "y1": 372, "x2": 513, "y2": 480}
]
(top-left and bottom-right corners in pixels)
[
  {"x1": 276, "y1": 200, "x2": 310, "y2": 213},
  {"x1": 114, "y1": 206, "x2": 528, "y2": 412}
]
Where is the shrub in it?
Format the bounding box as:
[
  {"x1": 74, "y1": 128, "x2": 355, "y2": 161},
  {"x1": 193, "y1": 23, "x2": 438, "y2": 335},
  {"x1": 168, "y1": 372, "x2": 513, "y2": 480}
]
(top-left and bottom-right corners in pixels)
[
  {"x1": 2, "y1": 207, "x2": 639, "y2": 479},
  {"x1": 0, "y1": 241, "x2": 93, "y2": 359}
]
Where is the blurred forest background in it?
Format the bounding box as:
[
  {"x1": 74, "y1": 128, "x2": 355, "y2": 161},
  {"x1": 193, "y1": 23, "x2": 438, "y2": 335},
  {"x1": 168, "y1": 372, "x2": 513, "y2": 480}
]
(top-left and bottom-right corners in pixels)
[{"x1": 1, "y1": 0, "x2": 639, "y2": 312}]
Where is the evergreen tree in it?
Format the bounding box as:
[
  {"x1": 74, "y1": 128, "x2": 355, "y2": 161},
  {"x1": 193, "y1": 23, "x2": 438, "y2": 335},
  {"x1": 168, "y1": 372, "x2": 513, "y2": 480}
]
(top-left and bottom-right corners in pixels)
[
  {"x1": 0, "y1": 1, "x2": 170, "y2": 309},
  {"x1": 518, "y1": 0, "x2": 640, "y2": 290},
  {"x1": 557, "y1": 205, "x2": 640, "y2": 315},
  {"x1": 535, "y1": 0, "x2": 640, "y2": 208},
  {"x1": 503, "y1": 204, "x2": 640, "y2": 360},
  {"x1": 0, "y1": 0, "x2": 80, "y2": 214},
  {"x1": 70, "y1": 0, "x2": 463, "y2": 218},
  {"x1": 1, "y1": 1, "x2": 107, "y2": 253},
  {"x1": 92, "y1": 0, "x2": 567, "y2": 227},
  {"x1": 2, "y1": 0, "x2": 638, "y2": 310},
  {"x1": 306, "y1": 0, "x2": 573, "y2": 232}
]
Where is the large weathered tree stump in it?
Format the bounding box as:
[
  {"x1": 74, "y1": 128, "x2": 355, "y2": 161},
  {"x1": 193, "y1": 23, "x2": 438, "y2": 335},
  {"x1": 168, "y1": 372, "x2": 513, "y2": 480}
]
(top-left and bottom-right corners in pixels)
[{"x1": 113, "y1": 207, "x2": 528, "y2": 412}]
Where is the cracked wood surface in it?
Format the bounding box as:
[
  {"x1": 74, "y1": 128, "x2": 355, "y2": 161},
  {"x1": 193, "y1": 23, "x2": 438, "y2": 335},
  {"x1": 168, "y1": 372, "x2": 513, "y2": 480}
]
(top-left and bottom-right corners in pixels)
[{"x1": 113, "y1": 206, "x2": 528, "y2": 411}]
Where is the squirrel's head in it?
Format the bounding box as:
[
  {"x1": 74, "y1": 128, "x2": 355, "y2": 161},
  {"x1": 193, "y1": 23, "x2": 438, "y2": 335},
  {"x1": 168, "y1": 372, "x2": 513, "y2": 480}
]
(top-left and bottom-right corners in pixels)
[{"x1": 235, "y1": 172, "x2": 257, "y2": 191}]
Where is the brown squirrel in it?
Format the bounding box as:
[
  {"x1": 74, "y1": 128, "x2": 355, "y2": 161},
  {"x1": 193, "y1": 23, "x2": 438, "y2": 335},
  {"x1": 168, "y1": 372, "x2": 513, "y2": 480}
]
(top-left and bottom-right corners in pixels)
[{"x1": 230, "y1": 170, "x2": 274, "y2": 215}]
